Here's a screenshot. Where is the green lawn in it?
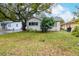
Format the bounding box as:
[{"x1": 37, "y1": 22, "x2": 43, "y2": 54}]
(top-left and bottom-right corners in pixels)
[{"x1": 0, "y1": 31, "x2": 79, "y2": 56}]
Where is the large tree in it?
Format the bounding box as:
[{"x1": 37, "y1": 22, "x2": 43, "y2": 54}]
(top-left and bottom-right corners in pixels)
[
  {"x1": 72, "y1": 6, "x2": 79, "y2": 24},
  {"x1": 73, "y1": 6, "x2": 79, "y2": 18},
  {"x1": 0, "y1": 3, "x2": 52, "y2": 31}
]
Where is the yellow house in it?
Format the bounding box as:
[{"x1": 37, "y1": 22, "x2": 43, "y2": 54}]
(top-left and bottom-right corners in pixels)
[{"x1": 61, "y1": 19, "x2": 79, "y2": 31}]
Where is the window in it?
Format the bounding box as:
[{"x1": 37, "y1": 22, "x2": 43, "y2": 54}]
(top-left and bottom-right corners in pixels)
[
  {"x1": 16, "y1": 24, "x2": 18, "y2": 27},
  {"x1": 29, "y1": 22, "x2": 32, "y2": 25},
  {"x1": 29, "y1": 22, "x2": 38, "y2": 26},
  {"x1": 8, "y1": 24, "x2": 11, "y2": 27},
  {"x1": 35, "y1": 22, "x2": 38, "y2": 25}
]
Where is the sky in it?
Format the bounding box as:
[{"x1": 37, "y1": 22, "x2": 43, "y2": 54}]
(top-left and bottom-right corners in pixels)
[
  {"x1": 47, "y1": 3, "x2": 79, "y2": 23},
  {"x1": 59, "y1": 3, "x2": 79, "y2": 12}
]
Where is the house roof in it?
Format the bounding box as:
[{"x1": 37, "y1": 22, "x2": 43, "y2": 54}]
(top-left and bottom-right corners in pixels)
[
  {"x1": 2, "y1": 21, "x2": 13, "y2": 23},
  {"x1": 53, "y1": 16, "x2": 63, "y2": 22},
  {"x1": 61, "y1": 20, "x2": 76, "y2": 26},
  {"x1": 30, "y1": 17, "x2": 41, "y2": 20},
  {"x1": 30, "y1": 16, "x2": 62, "y2": 21}
]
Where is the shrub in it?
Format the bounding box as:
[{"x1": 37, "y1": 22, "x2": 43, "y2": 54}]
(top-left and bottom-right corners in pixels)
[
  {"x1": 27, "y1": 28, "x2": 37, "y2": 32},
  {"x1": 41, "y1": 17, "x2": 55, "y2": 32},
  {"x1": 72, "y1": 26, "x2": 79, "y2": 37}
]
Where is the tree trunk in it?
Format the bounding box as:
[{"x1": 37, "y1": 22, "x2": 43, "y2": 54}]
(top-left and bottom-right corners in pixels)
[
  {"x1": 41, "y1": 27, "x2": 48, "y2": 32},
  {"x1": 22, "y1": 22, "x2": 26, "y2": 31}
]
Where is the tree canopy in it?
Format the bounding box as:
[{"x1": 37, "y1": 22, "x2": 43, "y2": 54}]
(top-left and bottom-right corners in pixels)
[{"x1": 0, "y1": 3, "x2": 52, "y2": 31}]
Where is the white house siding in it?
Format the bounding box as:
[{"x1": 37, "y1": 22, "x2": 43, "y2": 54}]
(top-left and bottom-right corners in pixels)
[
  {"x1": 48, "y1": 22, "x2": 60, "y2": 31},
  {"x1": 0, "y1": 22, "x2": 2, "y2": 29},
  {"x1": 0, "y1": 23, "x2": 1, "y2": 28},
  {"x1": 5, "y1": 22, "x2": 22, "y2": 31},
  {"x1": 26, "y1": 18, "x2": 60, "y2": 31},
  {"x1": 56, "y1": 22, "x2": 60, "y2": 31},
  {"x1": 27, "y1": 18, "x2": 41, "y2": 31}
]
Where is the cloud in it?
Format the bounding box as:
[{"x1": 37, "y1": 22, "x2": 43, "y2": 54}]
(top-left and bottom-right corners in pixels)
[
  {"x1": 51, "y1": 4, "x2": 65, "y2": 15},
  {"x1": 50, "y1": 4, "x2": 74, "y2": 22},
  {"x1": 59, "y1": 11, "x2": 74, "y2": 22}
]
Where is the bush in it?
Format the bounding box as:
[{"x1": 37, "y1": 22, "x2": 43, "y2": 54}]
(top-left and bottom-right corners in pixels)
[
  {"x1": 41, "y1": 17, "x2": 55, "y2": 32},
  {"x1": 27, "y1": 28, "x2": 37, "y2": 32},
  {"x1": 72, "y1": 26, "x2": 79, "y2": 37}
]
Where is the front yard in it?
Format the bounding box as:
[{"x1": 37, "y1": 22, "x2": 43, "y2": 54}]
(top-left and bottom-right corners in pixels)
[{"x1": 0, "y1": 31, "x2": 79, "y2": 56}]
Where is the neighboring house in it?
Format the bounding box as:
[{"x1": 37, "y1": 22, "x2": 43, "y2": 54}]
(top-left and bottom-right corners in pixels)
[
  {"x1": 61, "y1": 23, "x2": 71, "y2": 30},
  {"x1": 1, "y1": 21, "x2": 22, "y2": 31},
  {"x1": 61, "y1": 20, "x2": 79, "y2": 31},
  {"x1": 26, "y1": 17, "x2": 60, "y2": 31}
]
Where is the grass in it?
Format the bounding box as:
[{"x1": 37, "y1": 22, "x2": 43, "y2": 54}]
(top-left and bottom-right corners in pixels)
[{"x1": 0, "y1": 31, "x2": 79, "y2": 56}]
